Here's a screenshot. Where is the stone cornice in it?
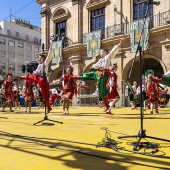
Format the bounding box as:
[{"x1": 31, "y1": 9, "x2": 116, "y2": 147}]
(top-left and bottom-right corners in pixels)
[
  {"x1": 164, "y1": 44, "x2": 170, "y2": 51},
  {"x1": 86, "y1": 0, "x2": 108, "y2": 11},
  {"x1": 63, "y1": 43, "x2": 84, "y2": 53},
  {"x1": 36, "y1": 0, "x2": 52, "y2": 5},
  {"x1": 69, "y1": 55, "x2": 82, "y2": 64}
]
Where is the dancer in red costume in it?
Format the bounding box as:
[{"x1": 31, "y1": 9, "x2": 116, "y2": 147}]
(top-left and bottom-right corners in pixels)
[
  {"x1": 52, "y1": 65, "x2": 77, "y2": 114},
  {"x1": 107, "y1": 62, "x2": 120, "y2": 110},
  {"x1": 145, "y1": 70, "x2": 159, "y2": 114},
  {"x1": 1, "y1": 73, "x2": 14, "y2": 112},
  {"x1": 19, "y1": 76, "x2": 34, "y2": 113},
  {"x1": 73, "y1": 38, "x2": 126, "y2": 114},
  {"x1": 50, "y1": 86, "x2": 61, "y2": 106},
  {"x1": 22, "y1": 54, "x2": 52, "y2": 114}
]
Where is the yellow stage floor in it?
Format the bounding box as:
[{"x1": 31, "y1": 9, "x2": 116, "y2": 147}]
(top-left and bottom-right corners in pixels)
[{"x1": 0, "y1": 106, "x2": 170, "y2": 170}]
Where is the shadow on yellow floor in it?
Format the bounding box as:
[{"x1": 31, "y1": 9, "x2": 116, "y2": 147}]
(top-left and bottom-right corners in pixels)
[{"x1": 0, "y1": 106, "x2": 170, "y2": 170}]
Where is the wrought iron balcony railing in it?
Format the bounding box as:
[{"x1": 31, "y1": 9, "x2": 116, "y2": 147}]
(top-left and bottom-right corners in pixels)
[{"x1": 82, "y1": 10, "x2": 170, "y2": 44}]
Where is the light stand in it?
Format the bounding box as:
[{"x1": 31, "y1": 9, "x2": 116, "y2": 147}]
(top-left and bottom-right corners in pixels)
[
  {"x1": 118, "y1": 1, "x2": 170, "y2": 151},
  {"x1": 33, "y1": 44, "x2": 63, "y2": 126}
]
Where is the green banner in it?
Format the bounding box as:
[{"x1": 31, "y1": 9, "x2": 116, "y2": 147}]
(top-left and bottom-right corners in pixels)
[
  {"x1": 130, "y1": 18, "x2": 150, "y2": 53},
  {"x1": 52, "y1": 41, "x2": 62, "y2": 64},
  {"x1": 86, "y1": 30, "x2": 101, "y2": 57}
]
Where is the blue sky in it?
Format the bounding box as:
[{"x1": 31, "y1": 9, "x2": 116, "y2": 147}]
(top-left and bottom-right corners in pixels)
[{"x1": 0, "y1": 0, "x2": 41, "y2": 27}]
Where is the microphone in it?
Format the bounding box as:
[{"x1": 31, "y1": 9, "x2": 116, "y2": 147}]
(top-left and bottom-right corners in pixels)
[{"x1": 146, "y1": 0, "x2": 160, "y2": 6}]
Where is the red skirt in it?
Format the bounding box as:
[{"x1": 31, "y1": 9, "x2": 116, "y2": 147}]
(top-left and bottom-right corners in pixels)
[
  {"x1": 4, "y1": 92, "x2": 12, "y2": 101},
  {"x1": 62, "y1": 90, "x2": 74, "y2": 100},
  {"x1": 25, "y1": 93, "x2": 34, "y2": 103},
  {"x1": 107, "y1": 88, "x2": 119, "y2": 100}
]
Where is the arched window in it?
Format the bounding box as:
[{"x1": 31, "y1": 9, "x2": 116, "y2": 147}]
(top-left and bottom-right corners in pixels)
[{"x1": 134, "y1": 0, "x2": 153, "y2": 20}]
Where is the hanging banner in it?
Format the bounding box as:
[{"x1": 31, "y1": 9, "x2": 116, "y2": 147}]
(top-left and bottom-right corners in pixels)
[
  {"x1": 86, "y1": 30, "x2": 101, "y2": 57},
  {"x1": 52, "y1": 40, "x2": 62, "y2": 64},
  {"x1": 130, "y1": 18, "x2": 150, "y2": 53}
]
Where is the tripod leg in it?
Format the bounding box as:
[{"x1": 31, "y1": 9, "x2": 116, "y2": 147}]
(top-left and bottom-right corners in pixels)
[
  {"x1": 133, "y1": 137, "x2": 142, "y2": 151},
  {"x1": 46, "y1": 118, "x2": 63, "y2": 124}
]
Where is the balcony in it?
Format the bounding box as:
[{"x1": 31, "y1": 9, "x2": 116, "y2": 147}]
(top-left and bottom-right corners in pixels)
[
  {"x1": 51, "y1": 35, "x2": 73, "y2": 49},
  {"x1": 82, "y1": 10, "x2": 170, "y2": 44}
]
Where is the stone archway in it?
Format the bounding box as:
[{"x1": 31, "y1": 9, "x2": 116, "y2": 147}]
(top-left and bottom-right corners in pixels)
[
  {"x1": 122, "y1": 55, "x2": 166, "y2": 106},
  {"x1": 122, "y1": 55, "x2": 166, "y2": 85}
]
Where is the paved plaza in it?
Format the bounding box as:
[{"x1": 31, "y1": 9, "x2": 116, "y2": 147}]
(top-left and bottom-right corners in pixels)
[{"x1": 0, "y1": 106, "x2": 170, "y2": 170}]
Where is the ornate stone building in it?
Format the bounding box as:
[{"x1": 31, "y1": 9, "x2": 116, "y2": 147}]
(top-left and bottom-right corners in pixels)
[{"x1": 36, "y1": 0, "x2": 170, "y2": 106}]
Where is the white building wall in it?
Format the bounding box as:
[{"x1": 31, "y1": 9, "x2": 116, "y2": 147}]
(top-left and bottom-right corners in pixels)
[{"x1": 0, "y1": 20, "x2": 41, "y2": 77}]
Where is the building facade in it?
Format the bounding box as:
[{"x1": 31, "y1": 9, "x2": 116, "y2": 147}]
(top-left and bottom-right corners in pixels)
[
  {"x1": 0, "y1": 19, "x2": 41, "y2": 77},
  {"x1": 36, "y1": 0, "x2": 170, "y2": 106}
]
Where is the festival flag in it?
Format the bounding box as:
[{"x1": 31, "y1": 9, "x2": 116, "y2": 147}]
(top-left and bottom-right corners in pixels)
[
  {"x1": 86, "y1": 30, "x2": 101, "y2": 57},
  {"x1": 52, "y1": 41, "x2": 62, "y2": 64},
  {"x1": 130, "y1": 18, "x2": 150, "y2": 53}
]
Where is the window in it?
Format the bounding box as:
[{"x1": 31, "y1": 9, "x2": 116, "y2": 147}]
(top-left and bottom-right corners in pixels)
[
  {"x1": 9, "y1": 41, "x2": 15, "y2": 47},
  {"x1": 91, "y1": 8, "x2": 105, "y2": 34},
  {"x1": 56, "y1": 21, "x2": 67, "y2": 36},
  {"x1": 26, "y1": 35, "x2": 29, "y2": 41},
  {"x1": 9, "y1": 65, "x2": 15, "y2": 70},
  {"x1": 0, "y1": 38, "x2": 5, "y2": 45},
  {"x1": 7, "y1": 29, "x2": 10, "y2": 35},
  {"x1": 18, "y1": 42, "x2": 23, "y2": 48},
  {"x1": 0, "y1": 64, "x2": 5, "y2": 69},
  {"x1": 34, "y1": 37, "x2": 38, "y2": 44},
  {"x1": 133, "y1": 0, "x2": 153, "y2": 20},
  {"x1": 16, "y1": 32, "x2": 19, "y2": 38}
]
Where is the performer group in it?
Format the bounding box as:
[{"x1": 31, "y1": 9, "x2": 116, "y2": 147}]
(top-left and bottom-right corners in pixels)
[{"x1": 0, "y1": 37, "x2": 170, "y2": 115}]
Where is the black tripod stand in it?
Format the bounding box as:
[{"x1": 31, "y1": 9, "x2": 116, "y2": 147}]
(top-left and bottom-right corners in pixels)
[
  {"x1": 33, "y1": 50, "x2": 63, "y2": 126},
  {"x1": 118, "y1": 1, "x2": 170, "y2": 151}
]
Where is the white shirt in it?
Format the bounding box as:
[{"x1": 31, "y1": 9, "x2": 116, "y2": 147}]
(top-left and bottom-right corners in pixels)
[
  {"x1": 92, "y1": 45, "x2": 120, "y2": 69},
  {"x1": 33, "y1": 63, "x2": 44, "y2": 77},
  {"x1": 50, "y1": 88, "x2": 59, "y2": 95}
]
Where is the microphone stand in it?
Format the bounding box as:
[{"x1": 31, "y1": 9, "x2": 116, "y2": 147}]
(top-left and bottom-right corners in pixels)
[
  {"x1": 33, "y1": 44, "x2": 63, "y2": 126},
  {"x1": 118, "y1": 2, "x2": 170, "y2": 151}
]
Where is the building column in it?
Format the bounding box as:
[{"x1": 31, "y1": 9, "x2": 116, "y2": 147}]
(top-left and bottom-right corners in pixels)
[
  {"x1": 40, "y1": 5, "x2": 50, "y2": 50},
  {"x1": 72, "y1": 0, "x2": 83, "y2": 44}
]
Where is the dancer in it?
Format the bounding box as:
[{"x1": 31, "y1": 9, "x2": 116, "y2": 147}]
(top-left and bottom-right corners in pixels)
[
  {"x1": 107, "y1": 62, "x2": 120, "y2": 110},
  {"x1": 52, "y1": 65, "x2": 77, "y2": 114},
  {"x1": 22, "y1": 54, "x2": 52, "y2": 114},
  {"x1": 145, "y1": 70, "x2": 159, "y2": 114},
  {"x1": 13, "y1": 79, "x2": 21, "y2": 109},
  {"x1": 123, "y1": 80, "x2": 138, "y2": 109},
  {"x1": 37, "y1": 85, "x2": 44, "y2": 109},
  {"x1": 141, "y1": 75, "x2": 149, "y2": 111},
  {"x1": 74, "y1": 38, "x2": 126, "y2": 114},
  {"x1": 1, "y1": 73, "x2": 14, "y2": 112},
  {"x1": 50, "y1": 85, "x2": 61, "y2": 106},
  {"x1": 19, "y1": 76, "x2": 34, "y2": 113}
]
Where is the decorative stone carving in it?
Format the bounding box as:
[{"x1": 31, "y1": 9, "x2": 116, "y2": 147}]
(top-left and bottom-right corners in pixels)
[
  {"x1": 52, "y1": 7, "x2": 69, "y2": 23},
  {"x1": 86, "y1": 0, "x2": 108, "y2": 11},
  {"x1": 40, "y1": 6, "x2": 50, "y2": 17},
  {"x1": 72, "y1": 0, "x2": 79, "y2": 5}
]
